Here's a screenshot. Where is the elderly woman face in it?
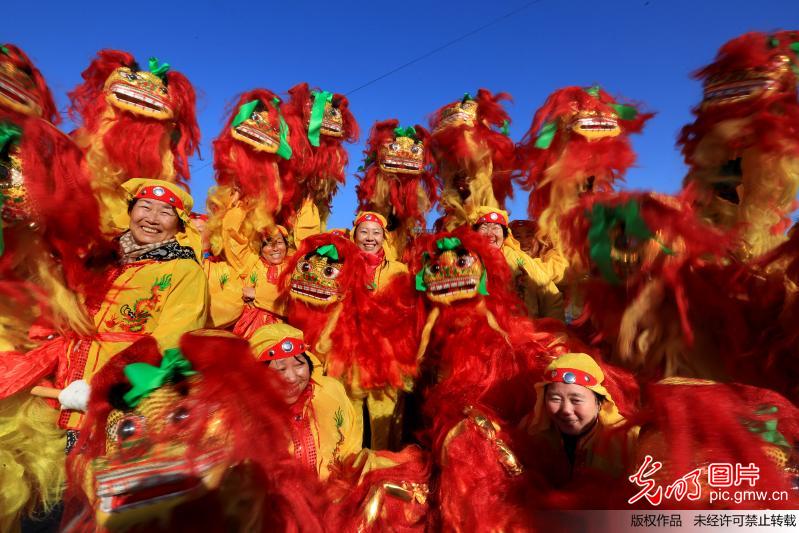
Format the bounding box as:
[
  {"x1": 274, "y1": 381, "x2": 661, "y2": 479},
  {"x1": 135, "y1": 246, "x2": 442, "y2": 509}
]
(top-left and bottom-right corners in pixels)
[
  {"x1": 261, "y1": 234, "x2": 288, "y2": 265},
  {"x1": 269, "y1": 356, "x2": 311, "y2": 405},
  {"x1": 129, "y1": 198, "x2": 181, "y2": 245},
  {"x1": 354, "y1": 220, "x2": 384, "y2": 254},
  {"x1": 544, "y1": 382, "x2": 601, "y2": 436},
  {"x1": 476, "y1": 222, "x2": 505, "y2": 249}
]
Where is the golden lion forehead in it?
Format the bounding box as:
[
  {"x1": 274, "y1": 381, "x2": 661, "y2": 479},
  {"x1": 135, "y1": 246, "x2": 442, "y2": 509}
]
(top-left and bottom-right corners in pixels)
[
  {"x1": 106, "y1": 66, "x2": 167, "y2": 90},
  {"x1": 384, "y1": 136, "x2": 423, "y2": 149}
]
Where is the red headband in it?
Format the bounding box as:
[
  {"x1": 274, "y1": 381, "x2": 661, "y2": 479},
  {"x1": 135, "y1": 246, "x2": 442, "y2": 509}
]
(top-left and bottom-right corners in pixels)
[
  {"x1": 257, "y1": 337, "x2": 306, "y2": 362},
  {"x1": 135, "y1": 185, "x2": 185, "y2": 211},
  {"x1": 354, "y1": 213, "x2": 385, "y2": 228},
  {"x1": 546, "y1": 367, "x2": 599, "y2": 387},
  {"x1": 476, "y1": 211, "x2": 508, "y2": 226}
]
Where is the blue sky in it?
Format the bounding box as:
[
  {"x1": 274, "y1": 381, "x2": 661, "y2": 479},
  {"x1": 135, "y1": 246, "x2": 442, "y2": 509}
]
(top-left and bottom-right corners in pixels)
[{"x1": 8, "y1": 0, "x2": 799, "y2": 228}]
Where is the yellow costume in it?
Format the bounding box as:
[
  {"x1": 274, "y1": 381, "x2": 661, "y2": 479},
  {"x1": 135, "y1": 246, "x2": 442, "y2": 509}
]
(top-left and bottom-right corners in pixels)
[
  {"x1": 224, "y1": 198, "x2": 325, "y2": 328},
  {"x1": 250, "y1": 324, "x2": 362, "y2": 480},
  {"x1": 221, "y1": 204, "x2": 291, "y2": 339},
  {"x1": 471, "y1": 207, "x2": 564, "y2": 320},
  {"x1": 203, "y1": 259, "x2": 244, "y2": 328},
  {"x1": 57, "y1": 179, "x2": 208, "y2": 430},
  {"x1": 348, "y1": 212, "x2": 408, "y2": 449}
]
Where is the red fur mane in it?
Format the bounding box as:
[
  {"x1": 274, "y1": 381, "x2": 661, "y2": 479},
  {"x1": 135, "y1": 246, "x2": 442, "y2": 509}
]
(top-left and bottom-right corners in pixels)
[
  {"x1": 0, "y1": 116, "x2": 108, "y2": 293},
  {"x1": 518, "y1": 86, "x2": 653, "y2": 220},
  {"x1": 64, "y1": 333, "x2": 327, "y2": 531},
  {"x1": 213, "y1": 89, "x2": 301, "y2": 222},
  {"x1": 355, "y1": 119, "x2": 439, "y2": 226},
  {"x1": 679, "y1": 31, "x2": 799, "y2": 161},
  {"x1": 1, "y1": 43, "x2": 59, "y2": 123},
  {"x1": 429, "y1": 89, "x2": 517, "y2": 204},
  {"x1": 68, "y1": 49, "x2": 200, "y2": 184},
  {"x1": 283, "y1": 82, "x2": 358, "y2": 183}
]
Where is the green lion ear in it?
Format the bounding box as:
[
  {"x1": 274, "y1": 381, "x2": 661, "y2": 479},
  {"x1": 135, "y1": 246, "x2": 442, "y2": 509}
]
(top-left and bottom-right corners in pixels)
[
  {"x1": 534, "y1": 121, "x2": 557, "y2": 149},
  {"x1": 477, "y1": 268, "x2": 489, "y2": 296},
  {"x1": 609, "y1": 103, "x2": 638, "y2": 120},
  {"x1": 314, "y1": 244, "x2": 339, "y2": 261},
  {"x1": 232, "y1": 100, "x2": 259, "y2": 128},
  {"x1": 0, "y1": 122, "x2": 22, "y2": 153},
  {"x1": 415, "y1": 252, "x2": 429, "y2": 292}
]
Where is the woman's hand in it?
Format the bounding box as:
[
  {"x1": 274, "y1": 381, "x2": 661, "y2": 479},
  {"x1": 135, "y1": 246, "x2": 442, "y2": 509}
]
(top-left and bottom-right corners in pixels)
[{"x1": 242, "y1": 286, "x2": 256, "y2": 302}]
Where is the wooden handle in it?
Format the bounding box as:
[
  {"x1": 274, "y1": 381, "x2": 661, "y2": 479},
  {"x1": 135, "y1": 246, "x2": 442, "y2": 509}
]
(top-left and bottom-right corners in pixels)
[{"x1": 31, "y1": 386, "x2": 61, "y2": 399}]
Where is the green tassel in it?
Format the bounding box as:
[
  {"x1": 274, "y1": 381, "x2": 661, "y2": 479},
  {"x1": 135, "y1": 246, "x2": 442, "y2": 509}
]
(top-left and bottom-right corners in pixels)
[
  {"x1": 477, "y1": 268, "x2": 489, "y2": 296},
  {"x1": 436, "y1": 237, "x2": 462, "y2": 251},
  {"x1": 148, "y1": 57, "x2": 170, "y2": 81},
  {"x1": 393, "y1": 126, "x2": 417, "y2": 140},
  {"x1": 308, "y1": 90, "x2": 333, "y2": 147},
  {"x1": 273, "y1": 97, "x2": 293, "y2": 160}
]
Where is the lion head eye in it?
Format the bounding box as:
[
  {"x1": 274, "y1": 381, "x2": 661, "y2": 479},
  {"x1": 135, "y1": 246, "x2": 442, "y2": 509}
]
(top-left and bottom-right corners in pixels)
[
  {"x1": 169, "y1": 406, "x2": 190, "y2": 425},
  {"x1": 323, "y1": 265, "x2": 341, "y2": 279},
  {"x1": 456, "y1": 256, "x2": 474, "y2": 268},
  {"x1": 116, "y1": 415, "x2": 143, "y2": 442}
]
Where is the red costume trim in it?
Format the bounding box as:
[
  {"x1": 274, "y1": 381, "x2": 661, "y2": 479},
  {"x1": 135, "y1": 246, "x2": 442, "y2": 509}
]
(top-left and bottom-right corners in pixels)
[
  {"x1": 545, "y1": 367, "x2": 599, "y2": 387},
  {"x1": 134, "y1": 185, "x2": 185, "y2": 210},
  {"x1": 354, "y1": 212, "x2": 385, "y2": 228},
  {"x1": 475, "y1": 211, "x2": 508, "y2": 226}
]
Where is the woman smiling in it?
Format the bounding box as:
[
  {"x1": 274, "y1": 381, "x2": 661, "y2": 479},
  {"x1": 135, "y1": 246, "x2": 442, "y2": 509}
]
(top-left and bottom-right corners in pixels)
[
  {"x1": 55, "y1": 178, "x2": 208, "y2": 441},
  {"x1": 351, "y1": 211, "x2": 407, "y2": 292},
  {"x1": 249, "y1": 323, "x2": 362, "y2": 480}
]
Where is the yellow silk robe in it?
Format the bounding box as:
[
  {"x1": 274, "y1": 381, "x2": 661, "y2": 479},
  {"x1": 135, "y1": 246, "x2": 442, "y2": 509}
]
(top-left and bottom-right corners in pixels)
[
  {"x1": 203, "y1": 259, "x2": 244, "y2": 329},
  {"x1": 58, "y1": 257, "x2": 208, "y2": 429},
  {"x1": 291, "y1": 375, "x2": 362, "y2": 480},
  {"x1": 501, "y1": 244, "x2": 564, "y2": 320}
]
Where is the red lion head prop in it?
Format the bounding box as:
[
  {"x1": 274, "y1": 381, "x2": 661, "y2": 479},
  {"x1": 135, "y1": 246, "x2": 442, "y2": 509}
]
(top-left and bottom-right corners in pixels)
[
  {"x1": 518, "y1": 86, "x2": 653, "y2": 222},
  {"x1": 561, "y1": 191, "x2": 748, "y2": 381},
  {"x1": 282, "y1": 82, "x2": 358, "y2": 219},
  {"x1": 0, "y1": 44, "x2": 58, "y2": 122},
  {"x1": 281, "y1": 232, "x2": 419, "y2": 391},
  {"x1": 356, "y1": 120, "x2": 439, "y2": 234},
  {"x1": 0, "y1": 116, "x2": 106, "y2": 294},
  {"x1": 63, "y1": 332, "x2": 326, "y2": 532},
  {"x1": 68, "y1": 49, "x2": 200, "y2": 184},
  {"x1": 679, "y1": 30, "x2": 799, "y2": 160},
  {"x1": 429, "y1": 89, "x2": 516, "y2": 209},
  {"x1": 212, "y1": 89, "x2": 303, "y2": 224}
]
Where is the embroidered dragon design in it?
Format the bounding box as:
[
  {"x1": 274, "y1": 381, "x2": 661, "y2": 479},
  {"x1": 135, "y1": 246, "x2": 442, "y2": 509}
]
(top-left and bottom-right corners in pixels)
[{"x1": 108, "y1": 274, "x2": 172, "y2": 332}]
